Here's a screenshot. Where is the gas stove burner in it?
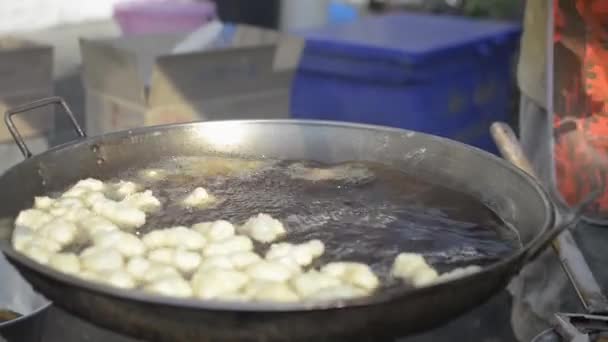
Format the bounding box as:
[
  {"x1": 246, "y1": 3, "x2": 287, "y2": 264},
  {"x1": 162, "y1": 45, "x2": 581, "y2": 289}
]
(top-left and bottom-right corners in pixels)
[{"x1": 532, "y1": 313, "x2": 608, "y2": 342}]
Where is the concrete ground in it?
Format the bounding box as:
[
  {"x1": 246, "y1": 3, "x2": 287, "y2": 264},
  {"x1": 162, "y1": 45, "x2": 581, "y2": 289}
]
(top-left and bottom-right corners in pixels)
[{"x1": 5, "y1": 19, "x2": 519, "y2": 342}]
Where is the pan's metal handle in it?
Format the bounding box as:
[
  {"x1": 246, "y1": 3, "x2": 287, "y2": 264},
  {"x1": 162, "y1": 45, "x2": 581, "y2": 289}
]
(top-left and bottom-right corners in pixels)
[
  {"x1": 491, "y1": 122, "x2": 608, "y2": 314},
  {"x1": 490, "y1": 122, "x2": 597, "y2": 259},
  {"x1": 490, "y1": 122, "x2": 536, "y2": 176},
  {"x1": 4, "y1": 96, "x2": 86, "y2": 158}
]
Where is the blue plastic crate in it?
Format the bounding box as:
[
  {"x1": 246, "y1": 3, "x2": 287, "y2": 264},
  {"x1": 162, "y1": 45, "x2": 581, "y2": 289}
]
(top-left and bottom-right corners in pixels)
[{"x1": 291, "y1": 13, "x2": 521, "y2": 153}]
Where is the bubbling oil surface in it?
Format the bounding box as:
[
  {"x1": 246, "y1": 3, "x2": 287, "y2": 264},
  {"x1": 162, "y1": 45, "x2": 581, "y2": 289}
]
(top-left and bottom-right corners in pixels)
[{"x1": 108, "y1": 156, "x2": 520, "y2": 285}]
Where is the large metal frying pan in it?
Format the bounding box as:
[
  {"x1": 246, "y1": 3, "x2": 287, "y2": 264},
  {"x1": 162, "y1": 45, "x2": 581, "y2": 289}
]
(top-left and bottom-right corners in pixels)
[{"x1": 0, "y1": 98, "x2": 594, "y2": 341}]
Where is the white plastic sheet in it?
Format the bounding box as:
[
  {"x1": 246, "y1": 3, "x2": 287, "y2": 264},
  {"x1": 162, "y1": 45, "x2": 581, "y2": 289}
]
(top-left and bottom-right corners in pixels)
[
  {"x1": 0, "y1": 252, "x2": 48, "y2": 319},
  {"x1": 0, "y1": 0, "x2": 132, "y2": 34}
]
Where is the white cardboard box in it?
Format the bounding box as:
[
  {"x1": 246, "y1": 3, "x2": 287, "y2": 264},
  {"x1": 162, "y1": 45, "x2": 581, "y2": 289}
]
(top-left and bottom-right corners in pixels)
[
  {"x1": 0, "y1": 38, "x2": 54, "y2": 142},
  {"x1": 80, "y1": 24, "x2": 304, "y2": 135}
]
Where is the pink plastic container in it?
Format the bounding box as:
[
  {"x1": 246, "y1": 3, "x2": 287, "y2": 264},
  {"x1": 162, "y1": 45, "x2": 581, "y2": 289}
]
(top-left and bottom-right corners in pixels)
[{"x1": 114, "y1": 0, "x2": 217, "y2": 35}]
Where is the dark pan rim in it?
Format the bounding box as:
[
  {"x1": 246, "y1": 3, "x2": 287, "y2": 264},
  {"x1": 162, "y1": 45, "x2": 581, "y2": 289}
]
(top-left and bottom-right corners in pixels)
[
  {"x1": 0, "y1": 119, "x2": 553, "y2": 313},
  {"x1": 0, "y1": 300, "x2": 51, "y2": 328}
]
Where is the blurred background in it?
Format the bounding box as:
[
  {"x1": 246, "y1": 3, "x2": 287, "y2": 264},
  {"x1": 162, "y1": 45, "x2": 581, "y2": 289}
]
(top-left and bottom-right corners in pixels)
[
  {"x1": 0, "y1": 0, "x2": 524, "y2": 154},
  {"x1": 0, "y1": 1, "x2": 526, "y2": 341}
]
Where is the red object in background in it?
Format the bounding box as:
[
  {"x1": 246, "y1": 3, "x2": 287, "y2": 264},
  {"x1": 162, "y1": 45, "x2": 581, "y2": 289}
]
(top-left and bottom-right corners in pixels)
[
  {"x1": 553, "y1": 0, "x2": 608, "y2": 219},
  {"x1": 554, "y1": 2, "x2": 565, "y2": 42}
]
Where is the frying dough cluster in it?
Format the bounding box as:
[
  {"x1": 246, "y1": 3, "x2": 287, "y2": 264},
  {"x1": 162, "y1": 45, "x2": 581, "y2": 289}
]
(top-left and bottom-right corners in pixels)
[
  {"x1": 286, "y1": 163, "x2": 375, "y2": 184},
  {"x1": 12, "y1": 178, "x2": 381, "y2": 303},
  {"x1": 391, "y1": 252, "x2": 481, "y2": 287},
  {"x1": 181, "y1": 187, "x2": 217, "y2": 208},
  {"x1": 13, "y1": 177, "x2": 482, "y2": 303}
]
